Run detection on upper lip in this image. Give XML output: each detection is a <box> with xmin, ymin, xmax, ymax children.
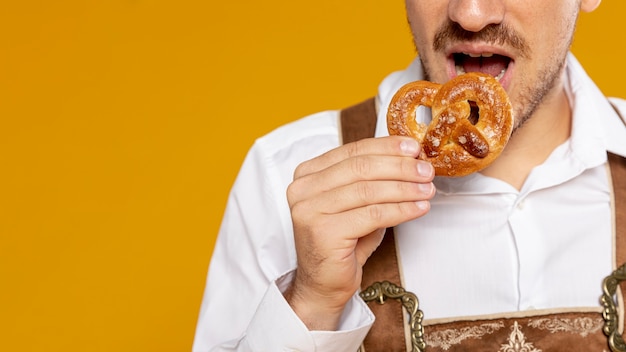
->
<box><xmin>445</xmin><ymin>43</ymin><xmax>514</xmax><ymax>60</ymax></box>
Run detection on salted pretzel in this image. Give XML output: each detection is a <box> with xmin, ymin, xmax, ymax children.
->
<box><xmin>387</xmin><ymin>72</ymin><xmax>513</xmax><ymax>177</ymax></box>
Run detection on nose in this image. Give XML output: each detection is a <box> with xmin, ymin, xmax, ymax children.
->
<box><xmin>448</xmin><ymin>0</ymin><xmax>505</xmax><ymax>32</ymax></box>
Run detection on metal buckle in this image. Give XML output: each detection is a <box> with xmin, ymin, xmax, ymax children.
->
<box><xmin>602</xmin><ymin>262</ymin><xmax>626</xmax><ymax>351</ymax></box>
<box><xmin>360</xmin><ymin>281</ymin><xmax>426</xmax><ymax>352</ymax></box>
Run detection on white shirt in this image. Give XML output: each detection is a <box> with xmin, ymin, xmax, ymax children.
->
<box><xmin>193</xmin><ymin>53</ymin><xmax>626</xmax><ymax>351</ymax></box>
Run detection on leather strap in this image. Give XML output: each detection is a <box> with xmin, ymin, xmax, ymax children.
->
<box><xmin>340</xmin><ymin>97</ymin><xmax>377</xmax><ymax>145</ymax></box>
<box><xmin>611</xmin><ymin>153</ymin><xmax>626</xmax><ymax>272</ymax></box>
<box><xmin>360</xmin><ymin>228</ymin><xmax>406</xmax><ymax>351</ymax></box>
<box><xmin>340</xmin><ymin>99</ymin><xmax>407</xmax><ymax>351</ymax></box>
<box><xmin>609</xmin><ymin>101</ymin><xmax>626</xmax><ymax>271</ymax></box>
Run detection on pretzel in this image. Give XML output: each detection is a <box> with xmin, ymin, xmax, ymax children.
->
<box><xmin>387</xmin><ymin>72</ymin><xmax>513</xmax><ymax>177</ymax></box>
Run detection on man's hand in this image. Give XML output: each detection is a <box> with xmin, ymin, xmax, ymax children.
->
<box><xmin>284</xmin><ymin>136</ymin><xmax>435</xmax><ymax>330</ymax></box>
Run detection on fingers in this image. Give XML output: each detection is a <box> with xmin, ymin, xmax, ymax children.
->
<box><xmin>288</xmin><ymin>151</ymin><xmax>435</xmax><ymax>205</ymax></box>
<box><xmin>292</xmin><ymin>197</ymin><xmax>431</xmax><ymax>243</ymax></box>
<box><xmin>312</xmin><ymin>179</ymin><xmax>435</xmax><ymax>215</ymax></box>
<box><xmin>287</xmin><ymin>135</ymin><xmax>435</xmax><ymax>238</ymax></box>
<box><xmin>294</xmin><ymin>136</ymin><xmax>421</xmax><ymax>179</ymax></box>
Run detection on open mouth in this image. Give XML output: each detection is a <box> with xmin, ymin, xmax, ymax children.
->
<box><xmin>453</xmin><ymin>53</ymin><xmax>511</xmax><ymax>81</ymax></box>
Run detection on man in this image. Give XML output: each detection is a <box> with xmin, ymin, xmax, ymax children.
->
<box><xmin>194</xmin><ymin>0</ymin><xmax>626</xmax><ymax>350</ymax></box>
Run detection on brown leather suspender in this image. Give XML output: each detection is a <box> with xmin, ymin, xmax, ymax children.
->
<box><xmin>340</xmin><ymin>98</ymin><xmax>377</xmax><ymax>145</ymax></box>
<box><xmin>340</xmin><ymin>97</ymin><xmax>626</xmax><ymax>352</ymax></box>
<box><xmin>341</xmin><ymin>98</ymin><xmax>410</xmax><ymax>350</ymax></box>
<box><xmin>611</xmin><ymin>153</ymin><xmax>626</xmax><ymax>268</ymax></box>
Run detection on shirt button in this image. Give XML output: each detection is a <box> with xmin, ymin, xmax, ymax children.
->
<box><xmin>517</xmin><ymin>200</ymin><xmax>526</xmax><ymax>210</ymax></box>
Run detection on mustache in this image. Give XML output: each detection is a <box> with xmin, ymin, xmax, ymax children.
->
<box><xmin>433</xmin><ymin>21</ymin><xmax>531</xmax><ymax>59</ymax></box>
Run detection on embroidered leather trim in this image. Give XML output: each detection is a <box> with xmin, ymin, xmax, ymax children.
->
<box><xmin>528</xmin><ymin>316</ymin><xmax>604</xmax><ymax>337</ymax></box>
<box><xmin>499</xmin><ymin>321</ymin><xmax>541</xmax><ymax>352</ymax></box>
<box><xmin>424</xmin><ymin>321</ymin><xmax>505</xmax><ymax>350</ymax></box>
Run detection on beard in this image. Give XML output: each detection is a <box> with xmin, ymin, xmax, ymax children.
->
<box><xmin>417</xmin><ymin>21</ymin><xmax>574</xmax><ymax>132</ymax></box>
<box><xmin>508</xmin><ymin>53</ymin><xmax>569</xmax><ymax>131</ymax></box>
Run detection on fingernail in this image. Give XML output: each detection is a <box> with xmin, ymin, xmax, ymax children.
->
<box><xmin>400</xmin><ymin>139</ymin><xmax>419</xmax><ymax>155</ymax></box>
<box><xmin>417</xmin><ymin>161</ymin><xmax>433</xmax><ymax>177</ymax></box>
<box><xmin>418</xmin><ymin>182</ymin><xmax>433</xmax><ymax>194</ymax></box>
<box><xmin>415</xmin><ymin>200</ymin><xmax>430</xmax><ymax>211</ymax></box>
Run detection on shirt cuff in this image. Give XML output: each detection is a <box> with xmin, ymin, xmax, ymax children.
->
<box><xmin>246</xmin><ymin>271</ymin><xmax>374</xmax><ymax>351</ymax></box>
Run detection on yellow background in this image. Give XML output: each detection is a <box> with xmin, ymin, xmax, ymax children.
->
<box><xmin>0</xmin><ymin>1</ymin><xmax>623</xmax><ymax>351</ymax></box>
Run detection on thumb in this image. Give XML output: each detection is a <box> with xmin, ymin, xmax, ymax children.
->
<box><xmin>355</xmin><ymin>228</ymin><xmax>387</xmax><ymax>267</ymax></box>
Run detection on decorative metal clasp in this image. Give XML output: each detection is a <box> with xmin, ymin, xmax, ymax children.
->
<box><xmin>360</xmin><ymin>281</ymin><xmax>426</xmax><ymax>352</ymax></box>
<box><xmin>602</xmin><ymin>263</ymin><xmax>626</xmax><ymax>352</ymax></box>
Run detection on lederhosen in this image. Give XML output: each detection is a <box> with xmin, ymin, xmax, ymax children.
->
<box><xmin>340</xmin><ymin>98</ymin><xmax>626</xmax><ymax>352</ymax></box>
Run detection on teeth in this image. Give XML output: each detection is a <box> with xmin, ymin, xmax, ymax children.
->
<box><xmin>456</xmin><ymin>52</ymin><xmax>506</xmax><ymax>81</ymax></box>
<box><xmin>494</xmin><ymin>68</ymin><xmax>505</xmax><ymax>81</ymax></box>
<box><xmin>462</xmin><ymin>52</ymin><xmax>494</xmax><ymax>58</ymax></box>
<box><xmin>495</xmin><ymin>69</ymin><xmax>506</xmax><ymax>81</ymax></box>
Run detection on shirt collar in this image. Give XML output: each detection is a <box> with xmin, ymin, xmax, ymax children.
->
<box><xmin>566</xmin><ymin>54</ymin><xmax>626</xmax><ymax>159</ymax></box>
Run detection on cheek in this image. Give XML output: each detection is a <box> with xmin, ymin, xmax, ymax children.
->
<box><xmin>406</xmin><ymin>7</ymin><xmax>426</xmax><ymax>44</ymax></box>
<box><xmin>406</xmin><ymin>1</ymin><xmax>443</xmax><ymax>44</ymax></box>
<box><xmin>530</xmin><ymin>12</ymin><xmax>577</xmax><ymax>67</ymax></box>
<box><xmin>530</xmin><ymin>2</ymin><xmax>579</xmax><ymax>43</ymax></box>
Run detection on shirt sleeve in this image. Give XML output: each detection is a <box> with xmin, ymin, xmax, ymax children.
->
<box><xmin>194</xmin><ymin>273</ymin><xmax>374</xmax><ymax>352</ymax></box>
<box><xmin>192</xmin><ymin>139</ymin><xmax>373</xmax><ymax>351</ymax></box>
<box><xmin>244</xmin><ymin>273</ymin><xmax>374</xmax><ymax>352</ymax></box>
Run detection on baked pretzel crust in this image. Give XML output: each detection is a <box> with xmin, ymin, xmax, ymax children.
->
<box><xmin>387</xmin><ymin>72</ymin><xmax>513</xmax><ymax>177</ymax></box>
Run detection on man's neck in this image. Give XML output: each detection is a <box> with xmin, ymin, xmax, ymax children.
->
<box><xmin>480</xmin><ymin>84</ymin><xmax>572</xmax><ymax>191</ymax></box>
